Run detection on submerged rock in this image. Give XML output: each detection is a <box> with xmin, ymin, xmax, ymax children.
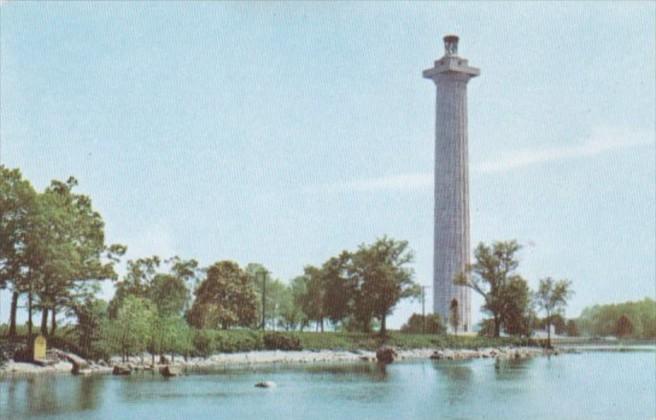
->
<box><xmin>255</xmin><ymin>381</ymin><xmax>276</xmax><ymax>388</ymax></box>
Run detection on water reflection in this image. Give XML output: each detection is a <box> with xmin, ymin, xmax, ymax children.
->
<box><xmin>493</xmin><ymin>357</ymin><xmax>532</xmax><ymax>381</ymax></box>
<box><xmin>431</xmin><ymin>361</ymin><xmax>473</xmax><ymax>404</ymax></box>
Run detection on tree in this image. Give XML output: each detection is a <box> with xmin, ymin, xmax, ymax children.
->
<box><xmin>349</xmin><ymin>237</ymin><xmax>419</xmax><ymax>336</ymax></box>
<box><xmin>455</xmin><ymin>240</ymin><xmax>525</xmax><ymax>337</ymax></box>
<box><xmin>109</xmin><ymin>256</ymin><xmax>161</xmax><ymax>318</ymax></box>
<box><xmin>535</xmin><ymin>277</ymin><xmax>573</xmax><ymax>348</ymax></box>
<box><xmin>566</xmin><ymin>319</ymin><xmax>579</xmax><ymax>337</ymax></box>
<box><xmin>401</xmin><ymin>313</ymin><xmax>445</xmax><ymax>334</ymax></box>
<box><xmin>106</xmin><ymin>296</ymin><xmax>157</xmax><ymax>362</ymax></box>
<box><xmin>26</xmin><ymin>177</ymin><xmax>124</xmax><ymax>336</ymax></box>
<box><xmin>615</xmin><ymin>314</ymin><xmax>634</xmax><ymax>338</ymax></box>
<box><xmin>0</xmin><ymin>166</ymin><xmax>37</xmax><ymax>338</ymax></box>
<box><xmin>289</xmin><ymin>276</ymin><xmax>310</xmax><ymax>331</ymax></box>
<box><xmin>577</xmin><ymin>298</ymin><xmax>656</xmax><ymax>339</ymax></box>
<box><xmin>449</xmin><ymin>299</ymin><xmax>460</xmax><ymax>335</ymax></box>
<box><xmin>500</xmin><ymin>276</ymin><xmax>533</xmax><ymax>337</ymax></box>
<box><xmin>70</xmin><ymin>298</ymin><xmax>109</xmax><ymax>359</ymax></box>
<box><xmin>297</xmin><ymin>265</ymin><xmax>326</xmax><ymax>332</ymax></box>
<box><xmin>187</xmin><ymin>261</ymin><xmax>257</xmax><ymax>329</ymax></box>
<box><xmin>321</xmin><ymin>251</ymin><xmax>354</xmax><ymax>326</ymax></box>
<box><xmin>149</xmin><ymin>274</ymin><xmax>190</xmax><ymax>317</ymax></box>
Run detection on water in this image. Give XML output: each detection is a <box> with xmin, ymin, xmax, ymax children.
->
<box><xmin>1</xmin><ymin>351</ymin><xmax>654</xmax><ymax>419</ymax></box>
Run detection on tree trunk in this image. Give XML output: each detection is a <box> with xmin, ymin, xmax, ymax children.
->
<box><xmin>320</xmin><ymin>318</ymin><xmax>324</xmax><ymax>333</ymax></box>
<box><xmin>40</xmin><ymin>308</ymin><xmax>49</xmax><ymax>336</ymax></box>
<box><xmin>8</xmin><ymin>291</ymin><xmax>19</xmax><ymax>337</ymax></box>
<box><xmin>493</xmin><ymin>315</ymin><xmax>501</xmax><ymax>337</ymax></box>
<box><xmin>50</xmin><ymin>306</ymin><xmax>57</xmax><ymax>335</ymax></box>
<box><xmin>27</xmin><ymin>290</ymin><xmax>33</xmax><ymax>338</ymax></box>
<box><xmin>380</xmin><ymin>314</ymin><xmax>387</xmax><ymax>336</ymax></box>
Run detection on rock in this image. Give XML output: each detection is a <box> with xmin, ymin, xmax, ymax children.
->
<box><xmin>112</xmin><ymin>364</ymin><xmax>132</xmax><ymax>375</ymax></box>
<box><xmin>430</xmin><ymin>351</ymin><xmax>443</xmax><ymax>360</ymax></box>
<box><xmin>376</xmin><ymin>346</ymin><xmax>398</xmax><ymax>364</ymax></box>
<box><xmin>159</xmin><ymin>365</ymin><xmax>182</xmax><ymax>377</ymax></box>
<box><xmin>255</xmin><ymin>381</ymin><xmax>276</xmax><ymax>388</ymax></box>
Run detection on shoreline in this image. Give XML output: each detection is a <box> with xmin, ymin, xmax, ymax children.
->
<box><xmin>0</xmin><ymin>346</ymin><xmax>554</xmax><ymax>378</ymax></box>
<box><xmin>2</xmin><ymin>343</ymin><xmax>653</xmax><ymax>378</ymax></box>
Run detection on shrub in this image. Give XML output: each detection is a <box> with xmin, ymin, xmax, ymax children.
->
<box><xmin>263</xmin><ymin>332</ymin><xmax>302</xmax><ymax>351</ymax></box>
<box><xmin>192</xmin><ymin>330</ymin><xmax>215</xmax><ymax>357</ymax></box>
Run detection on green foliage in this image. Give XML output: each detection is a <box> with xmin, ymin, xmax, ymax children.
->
<box><xmin>577</xmin><ymin>298</ymin><xmax>656</xmax><ymax>339</ymax></box>
<box><xmin>70</xmin><ymin>298</ymin><xmax>109</xmax><ymax>359</ymax></box>
<box><xmin>401</xmin><ymin>313</ymin><xmax>445</xmax><ymax>334</ymax></box>
<box><xmin>535</xmin><ymin>277</ymin><xmax>573</xmax><ymax>346</ymax></box>
<box><xmin>188</xmin><ymin>261</ymin><xmax>258</xmax><ymax>329</ymax></box>
<box><xmin>149</xmin><ymin>274</ymin><xmax>190</xmax><ymax>317</ymax></box>
<box><xmin>456</xmin><ymin>240</ymin><xmax>529</xmax><ymax>337</ymax></box>
<box><xmin>566</xmin><ymin>319</ymin><xmax>579</xmax><ymax>337</ymax></box>
<box><xmin>0</xmin><ymin>166</ymin><xmax>37</xmax><ymax>336</ymax></box>
<box><xmin>24</xmin><ymin>176</ymin><xmax>124</xmax><ymax>336</ymax></box>
<box><xmin>104</xmin><ymin>296</ymin><xmax>157</xmax><ymax>361</ymax></box>
<box><xmin>500</xmin><ymin>277</ymin><xmax>533</xmax><ymax>337</ymax></box>
<box><xmin>349</xmin><ymin>237</ymin><xmax>419</xmax><ymax>335</ymax></box>
<box><xmin>615</xmin><ymin>314</ymin><xmax>634</xmax><ymax>338</ymax></box>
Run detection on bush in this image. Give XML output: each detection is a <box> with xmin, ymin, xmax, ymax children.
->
<box><xmin>192</xmin><ymin>330</ymin><xmax>215</xmax><ymax>357</ymax></box>
<box><xmin>263</xmin><ymin>332</ymin><xmax>302</xmax><ymax>351</ymax></box>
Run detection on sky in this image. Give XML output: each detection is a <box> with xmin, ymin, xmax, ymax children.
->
<box><xmin>1</xmin><ymin>2</ymin><xmax>654</xmax><ymax>328</ymax></box>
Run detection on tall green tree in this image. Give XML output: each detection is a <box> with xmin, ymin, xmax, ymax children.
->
<box><xmin>0</xmin><ymin>166</ymin><xmax>37</xmax><ymax>337</ymax></box>
<box><xmin>289</xmin><ymin>275</ymin><xmax>310</xmax><ymax>331</ymax></box>
<box><xmin>187</xmin><ymin>261</ymin><xmax>257</xmax><ymax>329</ymax></box>
<box><xmin>69</xmin><ymin>297</ymin><xmax>109</xmax><ymax>359</ymax></box>
<box><xmin>26</xmin><ymin>177</ymin><xmax>124</xmax><ymax>336</ymax></box>
<box><xmin>500</xmin><ymin>276</ymin><xmax>533</xmax><ymax>337</ymax></box>
<box><xmin>297</xmin><ymin>265</ymin><xmax>326</xmax><ymax>332</ymax></box>
<box><xmin>535</xmin><ymin>277</ymin><xmax>573</xmax><ymax>348</ymax></box>
<box><xmin>349</xmin><ymin>237</ymin><xmax>419</xmax><ymax>336</ymax></box>
<box><xmin>455</xmin><ymin>240</ymin><xmax>526</xmax><ymax>337</ymax></box>
<box><xmin>321</xmin><ymin>251</ymin><xmax>354</xmax><ymax>326</ymax></box>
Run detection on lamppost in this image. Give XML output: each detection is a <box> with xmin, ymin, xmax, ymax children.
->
<box><xmin>259</xmin><ymin>269</ymin><xmax>267</xmax><ymax>330</ymax></box>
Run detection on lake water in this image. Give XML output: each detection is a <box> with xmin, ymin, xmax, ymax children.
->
<box><xmin>1</xmin><ymin>350</ymin><xmax>654</xmax><ymax>419</ymax></box>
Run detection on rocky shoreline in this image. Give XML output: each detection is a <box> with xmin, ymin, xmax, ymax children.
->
<box><xmin>0</xmin><ymin>346</ymin><xmax>564</xmax><ymax>377</ymax></box>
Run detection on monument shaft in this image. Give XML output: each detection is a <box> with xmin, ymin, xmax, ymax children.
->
<box><xmin>423</xmin><ymin>36</ymin><xmax>479</xmax><ymax>332</ymax></box>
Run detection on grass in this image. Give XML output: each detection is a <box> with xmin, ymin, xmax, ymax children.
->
<box><xmin>1</xmin><ymin>325</ymin><xmax>536</xmax><ymax>362</ymax></box>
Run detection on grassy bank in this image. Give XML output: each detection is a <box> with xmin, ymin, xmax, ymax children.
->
<box><xmin>2</xmin><ymin>327</ymin><xmax>533</xmax><ymax>362</ymax></box>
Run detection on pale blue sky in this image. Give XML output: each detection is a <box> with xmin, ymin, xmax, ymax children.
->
<box><xmin>1</xmin><ymin>2</ymin><xmax>654</xmax><ymax>327</ymax></box>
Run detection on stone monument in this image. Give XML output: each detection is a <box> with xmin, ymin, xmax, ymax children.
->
<box><xmin>423</xmin><ymin>35</ymin><xmax>479</xmax><ymax>332</ymax></box>
<box><xmin>33</xmin><ymin>335</ymin><xmax>46</xmax><ymax>361</ymax></box>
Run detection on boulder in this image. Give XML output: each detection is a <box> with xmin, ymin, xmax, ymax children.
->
<box><xmin>376</xmin><ymin>346</ymin><xmax>398</xmax><ymax>364</ymax></box>
<box><xmin>112</xmin><ymin>364</ymin><xmax>132</xmax><ymax>375</ymax></box>
<box><xmin>159</xmin><ymin>365</ymin><xmax>182</xmax><ymax>377</ymax></box>
<box><xmin>255</xmin><ymin>381</ymin><xmax>276</xmax><ymax>388</ymax></box>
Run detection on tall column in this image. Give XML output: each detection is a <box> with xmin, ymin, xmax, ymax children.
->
<box><xmin>423</xmin><ymin>35</ymin><xmax>479</xmax><ymax>332</ymax></box>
